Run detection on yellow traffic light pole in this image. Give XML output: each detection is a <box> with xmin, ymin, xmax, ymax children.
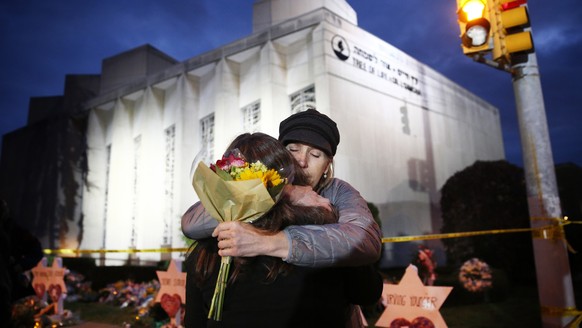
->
<box><xmin>456</xmin><ymin>1</ymin><xmax>577</xmax><ymax>326</ymax></box>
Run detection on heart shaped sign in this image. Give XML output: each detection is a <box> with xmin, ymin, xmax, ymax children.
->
<box><xmin>390</xmin><ymin>318</ymin><xmax>411</xmax><ymax>328</ymax></box>
<box><xmin>48</xmin><ymin>284</ymin><xmax>62</xmax><ymax>303</ymax></box>
<box><xmin>390</xmin><ymin>316</ymin><xmax>435</xmax><ymax>328</ymax></box>
<box><xmin>160</xmin><ymin>293</ymin><xmax>182</xmax><ymax>317</ymax></box>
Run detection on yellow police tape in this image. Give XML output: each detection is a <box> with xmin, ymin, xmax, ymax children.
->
<box><xmin>381</xmin><ymin>217</ymin><xmax>576</xmax><ymax>244</ymax></box>
<box><xmin>43</xmin><ymin>217</ymin><xmax>579</xmax><ymax>255</ymax></box>
<box><xmin>43</xmin><ymin>247</ymin><xmax>190</xmax><ymax>255</ymax></box>
<box><xmin>541</xmin><ymin>306</ymin><xmax>582</xmax><ymax>328</ymax></box>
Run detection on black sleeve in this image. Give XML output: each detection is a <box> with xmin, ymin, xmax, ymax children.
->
<box><xmin>184</xmin><ymin>252</ymin><xmax>208</xmax><ymax>328</ymax></box>
<box><xmin>343</xmin><ymin>265</ymin><xmax>383</xmax><ymax>306</ymax></box>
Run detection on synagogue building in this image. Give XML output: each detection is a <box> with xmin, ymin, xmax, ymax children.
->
<box><xmin>0</xmin><ymin>0</ymin><xmax>504</xmax><ymax>267</ymax></box>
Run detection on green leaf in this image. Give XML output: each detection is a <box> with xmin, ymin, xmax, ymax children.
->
<box><xmin>215</xmin><ymin>168</ymin><xmax>233</xmax><ymax>181</ymax></box>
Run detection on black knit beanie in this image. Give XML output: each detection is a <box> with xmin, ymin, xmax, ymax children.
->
<box><xmin>278</xmin><ymin>109</ymin><xmax>340</xmax><ymax>156</ymax></box>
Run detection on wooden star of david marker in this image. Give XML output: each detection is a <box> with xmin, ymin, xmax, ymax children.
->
<box><xmin>156</xmin><ymin>259</ymin><xmax>187</xmax><ymax>325</ymax></box>
<box><xmin>31</xmin><ymin>257</ymin><xmax>67</xmax><ymax>314</ymax></box>
<box><xmin>375</xmin><ymin>264</ymin><xmax>453</xmax><ymax>328</ymax></box>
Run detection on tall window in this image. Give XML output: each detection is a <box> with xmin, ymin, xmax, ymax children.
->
<box><xmin>242</xmin><ymin>101</ymin><xmax>261</xmax><ymax>132</ymax></box>
<box><xmin>102</xmin><ymin>144</ymin><xmax>112</xmax><ymax>249</ymax></box>
<box><xmin>201</xmin><ymin>114</ymin><xmax>215</xmax><ymax>163</ymax></box>
<box><xmin>290</xmin><ymin>85</ymin><xmax>316</xmax><ymax>114</ymax></box>
<box><xmin>131</xmin><ymin>135</ymin><xmax>141</xmax><ymax>247</ymax></box>
<box><xmin>163</xmin><ymin>125</ymin><xmax>175</xmax><ymax>245</ymax></box>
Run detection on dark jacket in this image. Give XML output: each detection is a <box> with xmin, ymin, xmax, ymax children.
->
<box><xmin>184</xmin><ymin>240</ymin><xmax>382</xmax><ymax>328</ymax></box>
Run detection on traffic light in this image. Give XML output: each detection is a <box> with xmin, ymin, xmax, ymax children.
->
<box><xmin>457</xmin><ymin>0</ymin><xmax>492</xmax><ymax>55</ymax></box>
<box><xmin>491</xmin><ymin>0</ymin><xmax>534</xmax><ymax>63</ymax></box>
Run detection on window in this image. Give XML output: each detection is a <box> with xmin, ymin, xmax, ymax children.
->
<box><xmin>242</xmin><ymin>101</ymin><xmax>261</xmax><ymax>132</ymax></box>
<box><xmin>290</xmin><ymin>85</ymin><xmax>316</xmax><ymax>114</ymax></box>
<box><xmin>200</xmin><ymin>114</ymin><xmax>215</xmax><ymax>163</ymax></box>
<box><xmin>102</xmin><ymin>144</ymin><xmax>112</xmax><ymax>249</ymax></box>
<box><xmin>131</xmin><ymin>135</ymin><xmax>141</xmax><ymax>247</ymax></box>
<box><xmin>163</xmin><ymin>125</ymin><xmax>175</xmax><ymax>245</ymax></box>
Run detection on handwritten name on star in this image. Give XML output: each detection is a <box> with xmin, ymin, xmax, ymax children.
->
<box><xmin>386</xmin><ymin>294</ymin><xmax>439</xmax><ymax>309</ymax></box>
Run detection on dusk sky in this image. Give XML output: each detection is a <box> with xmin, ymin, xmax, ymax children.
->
<box><xmin>1</xmin><ymin>0</ymin><xmax>581</xmax><ymax>167</ymax></box>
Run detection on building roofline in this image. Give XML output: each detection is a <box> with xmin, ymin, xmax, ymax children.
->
<box><xmin>83</xmin><ymin>7</ymin><xmax>344</xmax><ymax>110</ymax></box>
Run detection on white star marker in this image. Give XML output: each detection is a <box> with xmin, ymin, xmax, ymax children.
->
<box><xmin>375</xmin><ymin>264</ymin><xmax>452</xmax><ymax>328</ymax></box>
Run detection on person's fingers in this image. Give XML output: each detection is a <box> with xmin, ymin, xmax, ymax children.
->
<box><xmin>217</xmin><ymin>238</ymin><xmax>230</xmax><ymax>249</ymax></box>
<box><xmin>212</xmin><ymin>225</ymin><xmax>222</xmax><ymax>237</ymax></box>
<box><xmin>309</xmin><ymin>194</ymin><xmax>331</xmax><ymax>210</ymax></box>
<box><xmin>319</xmin><ymin>200</ymin><xmax>332</xmax><ymax>211</ymax></box>
<box><xmin>218</xmin><ymin>248</ymin><xmax>230</xmax><ymax>257</ymax></box>
<box><xmin>217</xmin><ymin>244</ymin><xmax>239</xmax><ymax>257</ymax></box>
<box><xmin>316</xmin><ymin>196</ymin><xmax>330</xmax><ymax>204</ymax></box>
<box><xmin>212</xmin><ymin>221</ymin><xmax>236</xmax><ymax>237</ymax></box>
<box><xmin>216</xmin><ymin>224</ymin><xmax>246</xmax><ymax>247</ymax></box>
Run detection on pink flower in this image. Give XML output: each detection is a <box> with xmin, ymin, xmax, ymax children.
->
<box><xmin>213</xmin><ymin>154</ymin><xmax>246</xmax><ymax>171</ymax></box>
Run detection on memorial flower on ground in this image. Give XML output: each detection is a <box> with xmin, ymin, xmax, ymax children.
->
<box><xmin>458</xmin><ymin>258</ymin><xmax>493</xmax><ymax>293</ymax></box>
<box><xmin>412</xmin><ymin>245</ymin><xmax>437</xmax><ymax>286</ymax></box>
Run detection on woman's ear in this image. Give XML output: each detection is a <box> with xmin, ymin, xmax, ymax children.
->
<box><xmin>323</xmin><ymin>162</ymin><xmax>331</xmax><ymax>179</ymax></box>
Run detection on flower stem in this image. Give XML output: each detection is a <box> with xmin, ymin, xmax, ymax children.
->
<box><xmin>208</xmin><ymin>256</ymin><xmax>232</xmax><ymax>321</ymax></box>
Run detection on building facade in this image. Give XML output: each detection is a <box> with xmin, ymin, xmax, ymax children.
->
<box><xmin>1</xmin><ymin>0</ymin><xmax>504</xmax><ymax>266</ymax></box>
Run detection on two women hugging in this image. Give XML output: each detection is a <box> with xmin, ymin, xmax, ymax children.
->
<box><xmin>184</xmin><ymin>109</ymin><xmax>383</xmax><ymax>327</ymax></box>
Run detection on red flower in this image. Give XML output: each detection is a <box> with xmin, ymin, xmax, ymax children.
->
<box><xmin>212</xmin><ymin>154</ymin><xmax>246</xmax><ymax>172</ymax></box>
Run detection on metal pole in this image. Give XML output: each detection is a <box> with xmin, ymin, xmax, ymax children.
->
<box><xmin>512</xmin><ymin>52</ymin><xmax>577</xmax><ymax>327</ymax></box>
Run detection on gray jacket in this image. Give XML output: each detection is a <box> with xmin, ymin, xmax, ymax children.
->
<box><xmin>181</xmin><ymin>178</ymin><xmax>382</xmax><ymax>267</ymax></box>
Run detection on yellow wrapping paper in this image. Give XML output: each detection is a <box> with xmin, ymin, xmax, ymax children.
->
<box><xmin>192</xmin><ymin>161</ymin><xmax>275</xmax><ymax>223</ymax></box>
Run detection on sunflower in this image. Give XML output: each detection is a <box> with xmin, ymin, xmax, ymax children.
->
<box><xmin>237</xmin><ymin>161</ymin><xmax>283</xmax><ymax>188</ymax></box>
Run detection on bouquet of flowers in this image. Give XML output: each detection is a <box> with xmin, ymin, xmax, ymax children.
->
<box><xmin>191</xmin><ymin>150</ymin><xmax>287</xmax><ymax>321</ymax></box>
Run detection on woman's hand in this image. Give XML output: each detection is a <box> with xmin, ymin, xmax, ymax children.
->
<box><xmin>285</xmin><ymin>185</ymin><xmax>332</xmax><ymax>211</ymax></box>
<box><xmin>212</xmin><ymin>221</ymin><xmax>289</xmax><ymax>259</ymax></box>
